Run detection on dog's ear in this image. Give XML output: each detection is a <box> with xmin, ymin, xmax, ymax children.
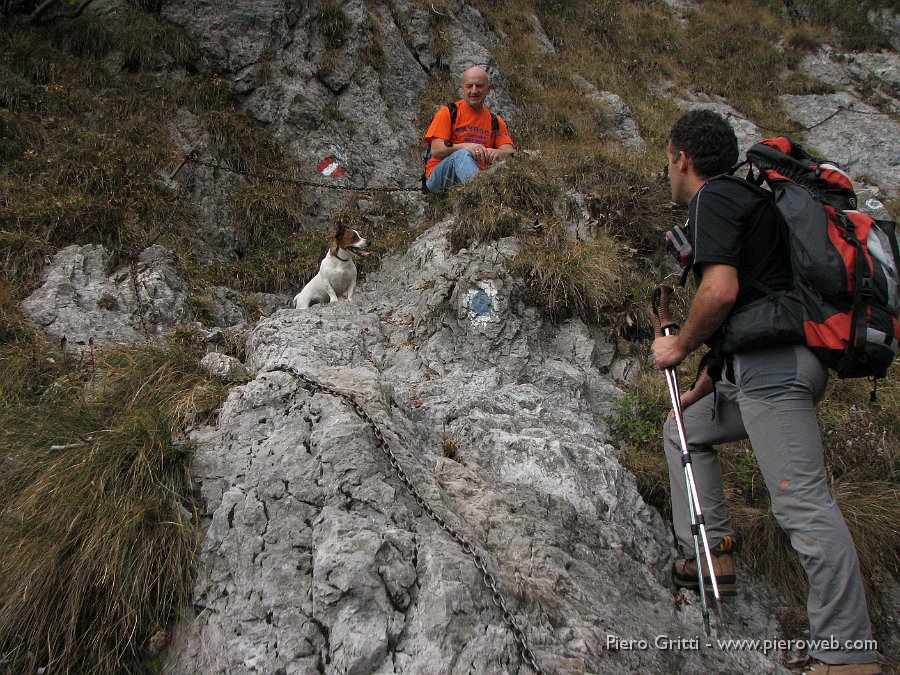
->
<box><xmin>333</xmin><ymin>224</ymin><xmax>347</xmax><ymax>240</ymax></box>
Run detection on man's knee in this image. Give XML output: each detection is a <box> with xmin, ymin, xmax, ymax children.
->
<box><xmin>453</xmin><ymin>151</ymin><xmax>480</xmax><ymax>180</ymax></box>
<box><xmin>427</xmin><ymin>152</ymin><xmax>480</xmax><ymax>193</ymax></box>
<box><xmin>663</xmin><ymin>416</ymin><xmax>683</xmax><ymax>462</ymax></box>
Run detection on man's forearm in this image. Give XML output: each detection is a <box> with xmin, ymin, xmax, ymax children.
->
<box><xmin>431</xmin><ymin>143</ymin><xmax>459</xmax><ymax>160</ymax></box>
<box><xmin>677</xmin><ymin>280</ymin><xmax>735</xmax><ymax>353</ymax></box>
<box><xmin>653</xmin><ymin>263</ymin><xmax>739</xmax><ymax>370</ymax></box>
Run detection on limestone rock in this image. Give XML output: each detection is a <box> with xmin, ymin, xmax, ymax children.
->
<box><xmin>200</xmin><ymin>352</ymin><xmax>250</xmax><ymax>382</ymax></box>
<box><xmin>571</xmin><ymin>76</ymin><xmax>646</xmax><ymax>152</ymax></box>
<box><xmin>662</xmin><ymin>0</ymin><xmax>699</xmax><ymax>24</ymax></box>
<box><xmin>665</xmin><ymin>90</ymin><xmax>762</xmax><ymax>157</ymax></box>
<box><xmin>780</xmin><ymin>93</ymin><xmax>900</xmax><ymax>197</ymax></box>
<box><xmin>168</xmin><ymin>108</ymin><xmax>246</xmax><ymax>264</ymax></box>
<box><xmin>798</xmin><ymin>46</ymin><xmax>900</xmax><ymax>114</ymax></box>
<box><xmin>21</xmin><ymin>244</ymin><xmax>192</xmax><ymax>351</ymax></box>
<box><xmin>164</xmin><ymin>0</ymin><xmax>431</xmax><ymax>226</ymax></box>
<box><xmin>447</xmin><ymin>7</ymin><xmax>517</xmax><ymax>122</ymax></box>
<box><xmin>206</xmin><ymin>286</ymin><xmax>251</xmax><ymax>328</ymax></box>
<box><xmin>248</xmin><ymin>292</ymin><xmax>292</xmax><ymax>317</ymax></box>
<box><xmin>657</xmin><ymin>75</ymin><xmax>899</xmax><ymax>199</ymax></box>
<box><xmin>165</xmin><ymin>223</ymin><xmax>792</xmax><ymax>674</ymax></box>
<box><xmin>869</xmin><ymin>8</ymin><xmax>900</xmax><ymax>51</ymax></box>
<box><xmin>527</xmin><ymin>12</ymin><xmax>556</xmax><ymax>55</ymax></box>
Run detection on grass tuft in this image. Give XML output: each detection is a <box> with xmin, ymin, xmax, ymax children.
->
<box><xmin>228</xmin><ymin>179</ymin><xmax>307</xmax><ymax>247</ymax></box>
<box><xmin>198</xmin><ymin>109</ymin><xmax>286</xmax><ymax>176</ymax></box>
<box><xmin>47</xmin><ymin>13</ymin><xmax>115</xmax><ymax>59</ymax></box>
<box><xmin>568</xmin><ymin>149</ymin><xmax>675</xmax><ymax>255</ymax></box>
<box><xmin>508</xmin><ymin>227</ymin><xmax>636</xmax><ymax>323</ymax></box>
<box><xmin>781</xmin><ymin>0</ymin><xmax>894</xmax><ymax>51</ymax></box>
<box><xmin>317</xmin><ymin>0</ymin><xmax>352</xmax><ymax>50</ymax></box>
<box><xmin>447</xmin><ymin>155</ymin><xmax>560</xmax><ymax>251</ymax></box>
<box><xmin>0</xmin><ymin>339</ymin><xmax>227</xmax><ymax>673</ymax></box>
<box><xmin>0</xmin><ymin>107</ymin><xmax>46</xmax><ymax>161</ymax></box>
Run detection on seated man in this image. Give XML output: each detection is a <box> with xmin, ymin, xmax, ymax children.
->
<box><xmin>424</xmin><ymin>65</ymin><xmax>515</xmax><ymax>194</ymax></box>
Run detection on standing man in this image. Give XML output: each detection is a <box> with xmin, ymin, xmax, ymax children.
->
<box><xmin>423</xmin><ymin>65</ymin><xmax>515</xmax><ymax>194</ymax></box>
<box><xmin>652</xmin><ymin>109</ymin><xmax>880</xmax><ymax>675</ymax></box>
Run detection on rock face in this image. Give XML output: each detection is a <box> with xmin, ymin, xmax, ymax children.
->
<box><xmin>165</xmin><ymin>224</ymin><xmax>789</xmax><ymax>674</ymax></box>
<box><xmin>780</xmin><ymin>91</ymin><xmax>900</xmax><ymax>197</ymax></box>
<box><xmin>570</xmin><ymin>75</ymin><xmax>646</xmax><ymax>152</ymax></box>
<box><xmin>664</xmin><ymin>69</ymin><xmax>899</xmax><ymax>200</ymax></box>
<box><xmin>21</xmin><ymin>244</ymin><xmax>192</xmax><ymax>350</ymax></box>
<box><xmin>162</xmin><ymin>0</ymin><xmax>431</xmax><ymax>216</ymax></box>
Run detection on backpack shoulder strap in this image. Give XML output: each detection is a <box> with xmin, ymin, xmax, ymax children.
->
<box><xmin>709</xmin><ymin>174</ymin><xmax>785</xmax><ymax>298</ymax></box>
<box><xmin>447</xmin><ymin>102</ymin><xmax>458</xmax><ymax>128</ymax></box>
<box><xmin>713</xmin><ymin>173</ymin><xmax>772</xmax><ymax>198</ymax></box>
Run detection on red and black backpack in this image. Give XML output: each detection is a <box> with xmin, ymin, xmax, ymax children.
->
<box><xmin>721</xmin><ymin>137</ymin><xmax>900</xmax><ymax>380</ymax></box>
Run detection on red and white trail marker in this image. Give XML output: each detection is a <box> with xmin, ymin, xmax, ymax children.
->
<box><xmin>317</xmin><ymin>156</ymin><xmax>346</xmax><ymax>178</ymax></box>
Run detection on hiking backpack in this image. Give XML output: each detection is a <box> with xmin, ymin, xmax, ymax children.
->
<box><xmin>721</xmin><ymin>136</ymin><xmax>900</xmax><ymax>380</ymax></box>
<box><xmin>421</xmin><ymin>102</ymin><xmax>500</xmax><ymax>192</ymax></box>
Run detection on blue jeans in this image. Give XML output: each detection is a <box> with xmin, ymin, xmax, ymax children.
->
<box><xmin>425</xmin><ymin>150</ymin><xmax>480</xmax><ymax>193</ymax></box>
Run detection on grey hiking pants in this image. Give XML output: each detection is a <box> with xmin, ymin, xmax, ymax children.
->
<box><xmin>663</xmin><ymin>344</ymin><xmax>876</xmax><ymax>664</ymax></box>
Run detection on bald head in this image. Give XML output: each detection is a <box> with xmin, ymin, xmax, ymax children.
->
<box><xmin>461</xmin><ymin>65</ymin><xmax>490</xmax><ymax>86</ymax></box>
<box><xmin>460</xmin><ymin>66</ymin><xmax>492</xmax><ymax>111</ymax></box>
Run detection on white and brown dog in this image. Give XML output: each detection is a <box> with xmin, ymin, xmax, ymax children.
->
<box><xmin>293</xmin><ymin>225</ymin><xmax>371</xmax><ymax>309</ymax></box>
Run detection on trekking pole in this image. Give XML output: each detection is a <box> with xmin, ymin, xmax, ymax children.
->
<box><xmin>650</xmin><ymin>285</ymin><xmax>723</xmax><ymax>636</ymax></box>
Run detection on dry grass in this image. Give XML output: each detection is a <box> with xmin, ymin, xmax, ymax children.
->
<box><xmin>447</xmin><ymin>155</ymin><xmax>560</xmax><ymax>251</ymax></box>
<box><xmin>201</xmin><ymin>227</ymin><xmax>322</xmax><ymax>295</ymax></box>
<box><xmin>0</xmin><ymin>339</ymin><xmax>228</xmax><ymax>673</ymax></box>
<box><xmin>780</xmin><ymin>0</ymin><xmax>895</xmax><ymax>51</ymax></box>
<box><xmin>228</xmin><ymin>178</ymin><xmax>308</xmax><ymax>247</ymax></box>
<box><xmin>443</xmin><ymin>154</ymin><xmax>648</xmax><ymax>323</ymax></box>
<box><xmin>0</xmin><ymin>107</ymin><xmax>45</xmax><ymax>161</ymax></box>
<box><xmin>732</xmin><ymin>477</ymin><xmax>900</xmax><ymax>624</ymax></box>
<box><xmin>0</xmin><ymin>21</ymin><xmax>193</xmax><ymax>295</ymax></box>
<box><xmin>509</xmin><ymin>228</ymin><xmax>637</xmax><ymax>323</ymax></box>
<box><xmin>568</xmin><ymin>149</ymin><xmax>676</xmax><ymax>255</ymax></box>
<box><xmin>198</xmin><ymin>109</ymin><xmax>288</xmax><ymax>176</ymax></box>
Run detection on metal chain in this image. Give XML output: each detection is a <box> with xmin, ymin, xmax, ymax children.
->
<box><xmin>128</xmin><ymin>258</ymin><xmax>152</xmax><ymax>341</ymax></box>
<box><xmin>271</xmin><ymin>364</ymin><xmax>547</xmax><ymax>675</ymax></box>
<box><xmin>731</xmin><ymin>105</ymin><xmax>886</xmax><ymax>136</ymax></box>
<box><xmin>186</xmin><ymin>157</ymin><xmax>422</xmax><ymax>194</ymax></box>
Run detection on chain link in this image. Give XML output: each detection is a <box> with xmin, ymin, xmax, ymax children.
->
<box><xmin>128</xmin><ymin>258</ymin><xmax>152</xmax><ymax>341</ymax></box>
<box><xmin>271</xmin><ymin>364</ymin><xmax>547</xmax><ymax>674</ymax></box>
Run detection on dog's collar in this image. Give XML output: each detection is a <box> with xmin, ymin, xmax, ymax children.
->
<box><xmin>334</xmin><ymin>251</ymin><xmax>350</xmax><ymax>262</ymax></box>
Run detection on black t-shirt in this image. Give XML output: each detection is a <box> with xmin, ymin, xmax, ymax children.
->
<box><xmin>689</xmin><ymin>176</ymin><xmax>792</xmax><ymax>310</ymax></box>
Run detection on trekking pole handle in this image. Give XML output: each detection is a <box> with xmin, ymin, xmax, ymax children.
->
<box><xmin>651</xmin><ymin>285</ymin><xmax>678</xmax><ymax>337</ymax></box>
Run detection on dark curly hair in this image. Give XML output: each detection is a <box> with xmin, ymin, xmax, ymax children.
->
<box><xmin>669</xmin><ymin>110</ymin><xmax>739</xmax><ymax>179</ymax></box>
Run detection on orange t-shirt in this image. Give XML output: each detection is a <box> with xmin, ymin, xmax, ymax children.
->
<box><xmin>424</xmin><ymin>100</ymin><xmax>513</xmax><ymax>178</ymax></box>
